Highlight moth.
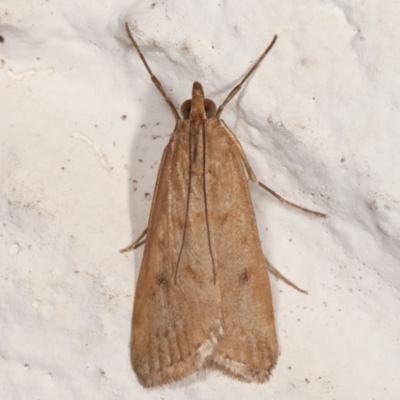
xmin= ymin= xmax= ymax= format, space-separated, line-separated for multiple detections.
xmin=122 ymin=23 xmax=325 ymax=387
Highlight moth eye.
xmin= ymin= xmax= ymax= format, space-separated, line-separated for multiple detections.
xmin=204 ymin=99 xmax=216 ymax=118
xmin=180 ymin=99 xmax=192 ymax=119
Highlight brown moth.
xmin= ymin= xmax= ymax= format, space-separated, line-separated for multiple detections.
xmin=122 ymin=23 xmax=325 ymax=387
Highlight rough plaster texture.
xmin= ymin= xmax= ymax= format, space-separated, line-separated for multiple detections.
xmin=1 ymin=1 xmax=399 ymax=399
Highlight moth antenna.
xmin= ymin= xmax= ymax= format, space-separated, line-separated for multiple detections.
xmin=215 ymin=35 xmax=278 ymax=119
xmin=125 ymin=22 xmax=181 ymax=121
xmin=174 ymin=122 xmax=193 ymax=285
xmin=202 ymin=120 xmax=218 ymax=283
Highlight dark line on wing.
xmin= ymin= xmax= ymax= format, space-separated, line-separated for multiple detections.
xmin=174 ymin=123 xmax=192 ymax=284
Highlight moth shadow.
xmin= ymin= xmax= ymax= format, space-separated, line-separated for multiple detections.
xmin=124 ymin=87 xmax=178 ymax=285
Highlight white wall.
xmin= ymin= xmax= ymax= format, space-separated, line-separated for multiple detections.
xmin=1 ymin=1 xmax=399 ymax=398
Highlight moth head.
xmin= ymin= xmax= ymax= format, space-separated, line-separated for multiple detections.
xmin=180 ymin=98 xmax=217 ymax=119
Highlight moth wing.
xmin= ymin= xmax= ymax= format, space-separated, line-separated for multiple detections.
xmin=130 ymin=120 xmax=221 ymax=387
xmin=205 ymin=119 xmax=279 ymax=383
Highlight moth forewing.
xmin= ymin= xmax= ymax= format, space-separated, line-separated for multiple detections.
xmin=124 ymin=22 xmax=325 ymax=387
xmin=203 ymin=118 xmax=279 ymax=382
xmin=130 ymin=117 xmax=223 ymax=387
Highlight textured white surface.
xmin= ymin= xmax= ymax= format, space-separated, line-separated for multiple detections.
xmin=1 ymin=0 xmax=399 ymax=399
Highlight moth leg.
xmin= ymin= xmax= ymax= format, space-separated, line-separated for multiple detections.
xmin=120 ymin=228 xmax=147 ymax=253
xmin=265 ymin=256 xmax=308 ymax=295
xmin=256 ymin=182 xmax=326 ymax=217
xmin=226 ymin=129 xmax=326 ymax=218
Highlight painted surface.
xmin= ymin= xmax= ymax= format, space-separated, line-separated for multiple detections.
xmin=1 ymin=1 xmax=399 ymax=398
